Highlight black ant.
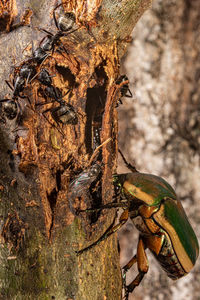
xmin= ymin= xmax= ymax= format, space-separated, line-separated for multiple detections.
xmin=4 ymin=74 xmax=32 ymax=106
xmin=6 ymin=59 xmax=37 ymax=100
xmin=37 ymin=69 xmax=63 ymax=104
xmin=32 ymin=44 xmax=49 ymax=64
xmin=33 ymin=4 xmax=78 ymax=63
xmin=37 ymin=68 xmax=54 ymax=87
xmin=0 ymin=68 xmax=32 ymax=122
xmin=43 ymin=89 xmax=78 ymax=126
xmin=50 ymin=101 xmax=78 ymax=125
xmin=37 ymin=84 xmax=78 ymax=131
xmin=0 ymin=63 xmax=33 ymax=124
xmin=18 ymin=61 xmax=37 ymax=83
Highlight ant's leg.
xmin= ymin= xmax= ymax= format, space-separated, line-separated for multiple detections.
xmin=37 ymin=27 xmax=53 ymax=36
xmin=53 ymin=44 xmax=69 ymax=57
xmin=41 ymin=107 xmax=64 ymax=136
xmin=60 ymin=43 xmax=69 ymax=55
xmin=26 ymin=96 xmax=32 ymax=107
xmin=18 ymin=94 xmax=32 ymax=107
xmin=53 ymin=88 xmax=71 ymax=105
xmin=53 ymin=3 xmax=62 ymax=30
xmin=62 ymin=89 xmax=71 ymax=98
xmin=31 ymin=40 xmax=35 ymax=56
xmin=16 ymin=99 xmax=24 ymax=116
xmin=25 ymin=71 xmax=31 ymax=85
xmin=84 ymin=24 xmax=97 ymax=41
xmin=58 ymin=28 xmax=79 ymax=54
xmin=38 ymin=35 xmax=47 ymax=47
xmin=35 ymin=100 xmax=54 ymax=107
xmin=11 ymin=101 xmax=27 ymax=132
xmin=29 ymin=68 xmax=55 ymax=84
xmin=0 ymin=99 xmax=10 ymax=104
xmin=5 ymin=80 xmax=14 ymax=91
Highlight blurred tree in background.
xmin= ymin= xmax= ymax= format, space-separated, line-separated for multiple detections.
xmin=118 ymin=0 xmax=200 ymax=299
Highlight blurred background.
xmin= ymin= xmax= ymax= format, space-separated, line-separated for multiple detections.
xmin=117 ymin=0 xmax=200 ymax=299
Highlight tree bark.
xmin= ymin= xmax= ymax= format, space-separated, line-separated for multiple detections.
xmin=0 ymin=1 xmax=152 ymax=299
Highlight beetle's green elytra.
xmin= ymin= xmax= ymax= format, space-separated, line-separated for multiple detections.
xmin=153 ymin=198 xmax=199 ymax=271
xmin=114 ymin=172 xmax=199 ymax=289
xmin=118 ymin=172 xmax=177 ymax=206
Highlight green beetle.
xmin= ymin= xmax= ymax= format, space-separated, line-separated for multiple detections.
xmin=113 ymin=172 xmax=199 ymax=298
xmin=77 ymin=171 xmax=199 ymax=299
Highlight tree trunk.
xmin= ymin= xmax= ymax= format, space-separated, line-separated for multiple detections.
xmin=0 ymin=1 xmax=151 ymax=299
xmin=119 ymin=0 xmax=200 ymax=299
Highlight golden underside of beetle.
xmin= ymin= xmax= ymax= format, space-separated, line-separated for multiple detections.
xmin=131 ymin=204 xmax=187 ymax=279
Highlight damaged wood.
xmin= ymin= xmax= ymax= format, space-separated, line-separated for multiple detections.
xmin=0 ymin=0 xmax=32 ymax=32
xmin=0 ymin=0 xmax=152 ymax=299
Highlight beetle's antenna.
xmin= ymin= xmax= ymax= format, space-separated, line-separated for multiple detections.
xmin=118 ymin=149 xmax=138 ymax=173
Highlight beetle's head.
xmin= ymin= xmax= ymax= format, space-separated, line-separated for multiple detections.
xmin=113 ymin=174 xmax=123 ymax=199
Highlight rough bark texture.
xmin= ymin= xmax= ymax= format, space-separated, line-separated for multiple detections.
xmin=0 ymin=0 xmax=152 ymax=299
xmin=118 ymin=0 xmax=200 ymax=299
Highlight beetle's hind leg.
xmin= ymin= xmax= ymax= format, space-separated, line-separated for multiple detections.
xmin=123 ymin=236 xmax=149 ymax=300
xmin=118 ymin=149 xmax=138 ymax=173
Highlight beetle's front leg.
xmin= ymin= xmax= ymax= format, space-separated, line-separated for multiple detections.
xmin=123 ymin=236 xmax=149 ymax=300
xmin=77 ymin=209 xmax=129 ymax=255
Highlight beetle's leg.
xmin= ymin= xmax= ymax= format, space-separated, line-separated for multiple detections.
xmin=125 ymin=88 xmax=133 ymax=98
xmin=118 ymin=149 xmax=138 ymax=173
xmin=122 ymin=254 xmax=137 ymax=298
xmin=123 ymin=255 xmax=137 ymax=273
xmin=77 ymin=209 xmax=129 ymax=255
xmin=79 ymin=201 xmax=127 ymax=213
xmin=123 ymin=236 xmax=149 ymax=299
